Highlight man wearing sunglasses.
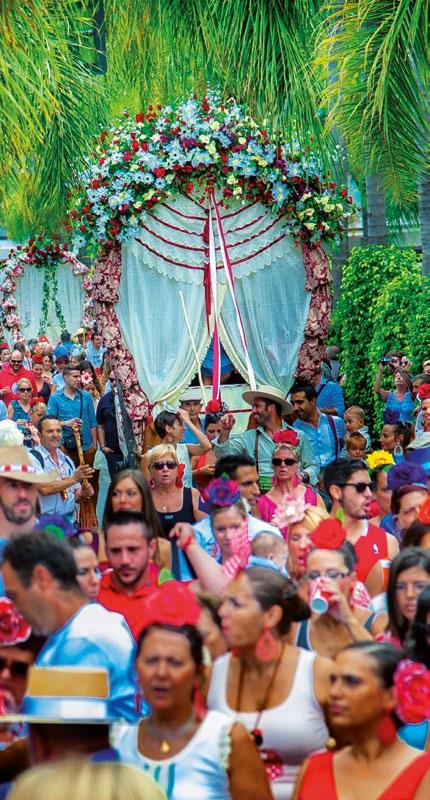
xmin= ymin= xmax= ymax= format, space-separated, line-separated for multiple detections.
xmin=0 ymin=350 xmax=37 ymax=407
xmin=324 ymin=459 xmax=399 ymax=598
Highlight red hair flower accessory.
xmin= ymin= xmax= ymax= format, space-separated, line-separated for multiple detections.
xmin=207 ymin=476 xmax=241 ymax=507
xmin=205 ymin=399 xmax=221 ymax=413
xmin=141 ymin=581 xmax=201 ymax=629
xmin=394 ymin=659 xmax=430 ymax=724
xmin=273 ymin=429 xmax=299 ymax=447
xmin=0 ymin=598 xmax=31 ymax=645
xmin=417 ymin=494 xmax=430 ymax=524
xmin=30 ymin=396 xmax=45 ymax=407
xmin=417 ymin=384 xmax=430 ymax=401
xmin=310 ymin=519 xmax=346 ymax=550
xmin=175 ymin=462 xmax=185 ymax=488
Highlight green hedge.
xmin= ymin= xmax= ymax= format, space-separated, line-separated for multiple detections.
xmin=333 ymin=245 xmax=422 ymax=435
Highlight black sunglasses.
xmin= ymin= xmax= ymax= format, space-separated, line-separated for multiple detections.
xmin=338 ymin=481 xmax=375 ymax=494
xmin=10 ymin=360 xmax=23 ymax=365
xmin=18 ymin=387 xmax=32 ymax=392
xmin=0 ymin=656 xmax=29 ymax=678
xmin=272 ymin=457 xmax=298 ymax=467
xmin=151 ymin=460 xmax=177 ymax=470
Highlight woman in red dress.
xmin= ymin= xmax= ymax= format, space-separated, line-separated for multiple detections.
xmin=293 ymin=641 xmax=430 ymax=800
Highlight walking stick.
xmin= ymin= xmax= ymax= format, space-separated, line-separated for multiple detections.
xmin=73 ymin=424 xmax=98 ymax=528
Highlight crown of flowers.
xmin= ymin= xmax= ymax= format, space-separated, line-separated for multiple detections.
xmin=394 ymin=659 xmax=430 ymax=725
xmin=140 ymin=581 xmax=201 ymax=629
xmin=417 ymin=384 xmax=430 ymax=401
xmin=0 ymin=598 xmax=31 ymax=646
xmin=272 ymin=493 xmax=307 ymax=529
xmin=67 ymin=88 xmax=356 ymax=251
xmin=310 ymin=518 xmax=346 ymax=550
xmin=207 ymin=476 xmax=241 ymax=507
xmin=366 ymin=450 xmax=394 ymax=471
xmin=273 ymin=429 xmax=299 ymax=447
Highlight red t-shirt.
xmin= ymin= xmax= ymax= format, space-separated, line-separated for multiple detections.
xmin=0 ymin=366 xmax=37 ymax=406
xmin=353 ymin=522 xmax=388 ymax=583
xmin=97 ymin=564 xmax=160 ymax=640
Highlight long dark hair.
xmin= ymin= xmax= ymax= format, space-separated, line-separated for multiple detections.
xmin=102 ymin=469 xmax=163 ymax=538
xmin=244 ymin=567 xmax=310 ymax=635
xmin=386 ymin=548 xmax=430 ymax=645
xmin=406 ymin=585 xmax=430 ymax=668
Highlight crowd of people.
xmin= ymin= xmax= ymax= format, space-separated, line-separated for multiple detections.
xmin=0 ymin=333 xmax=428 ymax=800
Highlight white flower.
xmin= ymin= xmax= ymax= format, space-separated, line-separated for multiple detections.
xmin=226 ymin=174 xmax=237 ymax=185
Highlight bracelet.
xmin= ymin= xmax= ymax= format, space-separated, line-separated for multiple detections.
xmin=178 ymin=535 xmax=195 ymax=551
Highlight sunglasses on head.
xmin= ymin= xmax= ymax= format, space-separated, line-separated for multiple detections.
xmin=272 ymin=457 xmax=298 ymax=467
xmin=0 ymin=656 xmax=29 ymax=678
xmin=338 ymin=481 xmax=375 ymax=493
xmin=151 ymin=460 xmax=177 ymax=470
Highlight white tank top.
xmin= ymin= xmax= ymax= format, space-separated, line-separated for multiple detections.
xmin=116 ymin=710 xmax=233 ymax=800
xmin=207 ymin=649 xmax=328 ymax=800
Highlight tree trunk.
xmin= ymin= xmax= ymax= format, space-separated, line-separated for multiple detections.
xmin=419 ymin=165 xmax=430 ymax=275
xmin=365 ymin=173 xmax=388 ymax=245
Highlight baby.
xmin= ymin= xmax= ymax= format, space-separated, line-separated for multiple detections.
xmin=341 ymin=405 xmax=372 ymax=454
xmin=344 ymin=431 xmax=367 ymax=460
xmin=249 ymin=531 xmax=288 ymax=575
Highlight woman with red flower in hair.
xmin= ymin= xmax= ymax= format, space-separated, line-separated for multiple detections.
xmin=116 ymin=581 xmax=272 ymax=800
xmin=191 ymin=412 xmax=223 ymax=502
xmin=293 ymin=642 xmax=430 ymax=800
xmin=292 ymin=519 xmax=387 ymax=658
xmin=256 ymin=430 xmax=325 ymax=537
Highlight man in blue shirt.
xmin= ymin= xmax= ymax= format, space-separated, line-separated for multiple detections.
xmin=291 ymin=381 xmax=345 ymax=470
xmin=179 ymin=386 xmax=204 ymax=445
xmin=1 ymin=531 xmax=138 ymax=721
xmin=313 ymin=366 xmax=345 ymax=417
xmin=47 ymin=365 xmax=97 ymax=455
xmin=86 ymin=333 xmax=106 ymax=370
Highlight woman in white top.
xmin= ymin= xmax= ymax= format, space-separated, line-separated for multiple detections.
xmin=207 ymin=567 xmax=331 ymax=800
xmin=116 ymin=581 xmax=271 ymax=800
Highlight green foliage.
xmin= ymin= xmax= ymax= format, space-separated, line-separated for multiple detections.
xmin=406 ymin=279 xmax=430 ymax=371
xmin=333 ymin=245 xmax=420 ymax=432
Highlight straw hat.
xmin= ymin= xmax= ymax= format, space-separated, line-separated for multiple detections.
xmin=179 ymin=386 xmax=203 ymax=403
xmin=242 ymin=384 xmax=293 ymax=415
xmin=1 ymin=666 xmax=114 ymax=724
xmin=0 ymin=447 xmax=57 ymax=484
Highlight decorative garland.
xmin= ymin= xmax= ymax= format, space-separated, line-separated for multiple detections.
xmin=67 ymin=88 xmax=356 ymax=250
xmin=1 ymin=235 xmax=94 ymax=339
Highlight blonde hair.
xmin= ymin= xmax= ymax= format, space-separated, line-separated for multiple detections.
xmin=16 ymin=377 xmax=32 ymax=389
xmin=8 ymin=759 xmax=166 ymax=800
xmin=148 ymin=443 xmax=178 ymax=467
xmin=292 ymin=505 xmax=329 ymax=532
xmin=273 ymin=443 xmax=297 ymax=458
xmin=345 ymin=405 xmax=365 ymax=420
xmin=31 ymin=402 xmax=47 ymax=416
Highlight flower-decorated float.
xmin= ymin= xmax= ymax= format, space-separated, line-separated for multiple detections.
xmin=67 ymin=90 xmax=356 ymax=441
xmin=0 ymin=235 xmax=93 ymax=344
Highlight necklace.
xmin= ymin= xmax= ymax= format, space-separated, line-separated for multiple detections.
xmin=146 ymin=711 xmax=197 ymax=754
xmin=235 ymin=642 xmax=285 ymax=747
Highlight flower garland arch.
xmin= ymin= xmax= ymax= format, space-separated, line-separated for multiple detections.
xmin=1 ymin=235 xmax=93 ymax=341
xmin=66 ymin=90 xmax=357 ymax=438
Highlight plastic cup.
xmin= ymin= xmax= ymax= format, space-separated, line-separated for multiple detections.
xmin=379 ymin=559 xmax=391 ymax=593
xmin=309 ymin=580 xmax=331 ymax=614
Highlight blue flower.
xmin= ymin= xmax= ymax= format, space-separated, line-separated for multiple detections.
xmin=271 ymin=182 xmax=290 ymax=203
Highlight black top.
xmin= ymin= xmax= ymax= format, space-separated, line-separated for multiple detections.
xmin=96 ymin=391 xmax=120 ymax=451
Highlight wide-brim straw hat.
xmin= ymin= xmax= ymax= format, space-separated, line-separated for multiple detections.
xmin=0 ymin=447 xmax=57 ymax=484
xmin=1 ymin=666 xmax=115 ymax=724
xmin=242 ymin=384 xmax=293 ymax=415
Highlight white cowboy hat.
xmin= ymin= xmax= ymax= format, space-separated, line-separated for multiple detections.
xmin=179 ymin=386 xmax=203 ymax=403
xmin=242 ymin=384 xmax=293 ymax=415
xmin=0 ymin=447 xmax=57 ymax=484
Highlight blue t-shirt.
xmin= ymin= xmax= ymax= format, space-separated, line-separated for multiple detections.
xmin=385 ymin=391 xmax=416 ymax=423
xmin=47 ymin=389 xmax=97 ymax=451
xmin=315 ymin=378 xmax=345 ymax=417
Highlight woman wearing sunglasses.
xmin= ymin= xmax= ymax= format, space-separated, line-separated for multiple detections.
xmin=257 ymin=432 xmax=325 ymax=539
xmin=7 ymin=378 xmax=36 ymax=447
xmin=148 ymin=445 xmax=206 ymax=579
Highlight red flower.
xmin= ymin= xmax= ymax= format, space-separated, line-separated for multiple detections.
xmin=0 ymin=598 xmax=31 ymax=645
xmin=273 ymin=429 xmax=299 ymax=447
xmin=394 ymin=659 xmax=430 ymax=724
xmin=78 ymin=225 xmax=87 ymax=232
xmin=136 ymin=112 xmax=145 ymax=123
xmin=131 ymin=139 xmax=140 ymax=152
xmin=205 ymin=399 xmax=221 ymax=413
xmin=153 ymin=167 xmax=166 ymax=178
xmin=328 ymin=182 xmax=336 ymax=190
xmin=340 ymin=188 xmax=347 ymax=198
xmin=417 ymin=384 xmax=430 ymax=401
xmin=122 ymin=152 xmax=133 ymax=161
xmin=141 ymin=581 xmax=201 ymax=629
xmin=310 ymin=519 xmax=346 ymax=550
xmin=185 ymin=182 xmax=194 ymax=194
xmin=91 ymin=179 xmax=100 ymax=189
xmin=417 ymin=494 xmax=430 ymax=524
xmin=100 ymin=131 xmax=107 ymax=142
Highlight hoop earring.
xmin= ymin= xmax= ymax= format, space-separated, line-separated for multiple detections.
xmin=255 ymin=625 xmax=278 ymax=662
xmin=393 ymin=443 xmax=403 ymax=456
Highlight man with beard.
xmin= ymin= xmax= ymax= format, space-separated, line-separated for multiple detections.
xmin=0 ymin=351 xmax=37 ymax=407
xmin=214 ymin=384 xmax=318 ymax=490
xmin=324 ymin=458 xmax=399 ymax=598
xmin=0 ymin=447 xmax=57 ymax=543
xmin=97 ymin=510 xmax=158 ymax=640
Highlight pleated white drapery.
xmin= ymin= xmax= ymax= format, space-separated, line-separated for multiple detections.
xmin=14 ymin=262 xmax=85 ymax=344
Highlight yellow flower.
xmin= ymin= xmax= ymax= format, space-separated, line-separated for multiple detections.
xmin=324 ymin=204 xmax=335 ymax=213
xmin=258 ymin=159 xmax=268 ymax=167
xmin=210 ymin=121 xmax=220 ymax=131
xmin=366 ymin=450 xmax=394 ymax=470
xmin=320 ymin=195 xmax=329 ymax=205
xmin=232 ymin=186 xmax=242 ymax=195
xmin=227 ymin=174 xmax=237 ymax=185
xmin=302 ymin=192 xmax=312 ymax=201
xmin=238 ymin=136 xmax=246 ymax=144
xmin=304 ymin=222 xmax=316 ymax=230
xmin=207 ymin=143 xmax=217 ymax=155
xmin=336 ymin=203 xmax=344 ymax=211
xmin=199 ymin=135 xmax=210 ymax=144
xmin=305 ymin=208 xmax=314 ymax=217
xmin=143 ymin=189 xmax=155 ymax=200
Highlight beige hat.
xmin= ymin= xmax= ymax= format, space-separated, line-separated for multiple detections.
xmin=242 ymin=384 xmax=293 ymax=415
xmin=0 ymin=447 xmax=57 ymax=484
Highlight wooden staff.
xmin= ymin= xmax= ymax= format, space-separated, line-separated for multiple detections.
xmin=73 ymin=424 xmax=98 ymax=528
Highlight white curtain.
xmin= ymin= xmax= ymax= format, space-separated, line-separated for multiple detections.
xmin=117 ymin=195 xmax=310 ymax=403
xmin=15 ymin=262 xmax=84 ymax=344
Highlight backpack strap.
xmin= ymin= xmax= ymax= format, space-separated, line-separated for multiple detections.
xmin=30 ymin=448 xmax=44 ymax=469
xmin=326 ymin=414 xmax=340 ymax=458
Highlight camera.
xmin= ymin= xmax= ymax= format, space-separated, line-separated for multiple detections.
xmin=380 ymin=356 xmax=394 ymax=365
